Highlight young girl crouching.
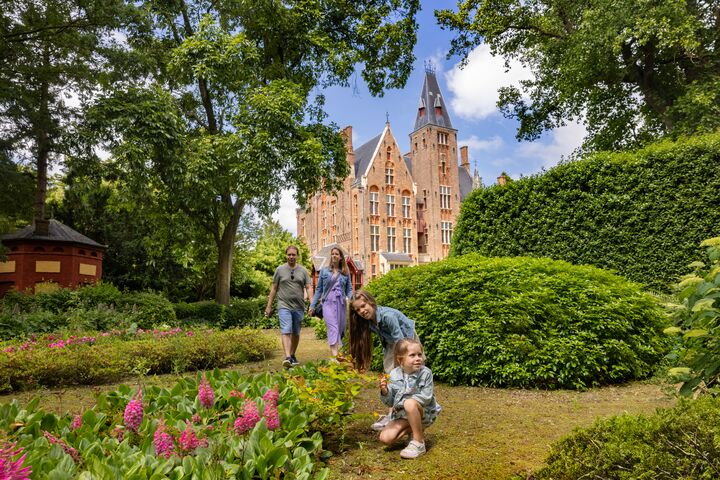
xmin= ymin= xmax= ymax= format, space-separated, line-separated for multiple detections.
xmin=378 ymin=338 xmax=440 ymax=459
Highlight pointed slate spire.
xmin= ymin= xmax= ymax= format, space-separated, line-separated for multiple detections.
xmin=413 ymin=65 xmax=454 ymax=132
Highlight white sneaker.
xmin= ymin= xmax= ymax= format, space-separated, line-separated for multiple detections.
xmin=400 ymin=440 xmax=426 ymax=459
xmin=371 ymin=415 xmax=390 ymax=431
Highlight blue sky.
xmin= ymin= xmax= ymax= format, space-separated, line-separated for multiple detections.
xmin=274 ymin=3 xmax=586 ymax=235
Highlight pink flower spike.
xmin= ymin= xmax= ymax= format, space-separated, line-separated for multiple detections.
xmin=234 ymin=400 xmax=261 ymax=435
xmin=124 ymin=390 xmax=144 ymax=433
xmin=198 ymin=374 xmax=215 ymax=409
xmin=153 ymin=421 xmax=175 ymax=458
xmin=71 ymin=414 xmax=82 ymax=431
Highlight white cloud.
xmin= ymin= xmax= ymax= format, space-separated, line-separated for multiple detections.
xmin=514 ymin=120 xmax=587 ymax=168
xmin=445 ymin=44 xmax=533 ymax=120
xmin=459 ymin=134 xmax=503 ymax=152
xmin=272 ymin=189 xmax=299 ymax=236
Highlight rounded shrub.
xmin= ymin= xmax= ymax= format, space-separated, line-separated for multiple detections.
xmin=525 ymin=396 xmax=720 ymax=479
xmin=368 ymin=254 xmax=671 ymax=389
xmin=117 ymin=291 xmax=176 ymax=328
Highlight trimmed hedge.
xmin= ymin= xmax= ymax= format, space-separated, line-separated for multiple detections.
xmin=524 ymin=396 xmax=720 ymax=479
xmin=452 ymin=133 xmax=720 ymax=291
xmin=0 ymin=327 xmax=276 ymax=392
xmin=367 ymin=254 xmax=671 ymax=389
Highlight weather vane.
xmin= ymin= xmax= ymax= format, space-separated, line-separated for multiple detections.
xmin=386 ymin=112 xmax=390 ymax=124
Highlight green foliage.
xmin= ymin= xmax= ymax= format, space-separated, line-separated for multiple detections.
xmin=174 ymin=300 xmax=226 ymax=325
xmin=0 ymin=154 xmax=32 ymax=238
xmin=112 ymin=291 xmax=176 ymax=328
xmin=524 ymin=396 xmax=720 ymax=479
xmin=0 ymin=327 xmax=276 ymax=392
xmin=666 ymin=237 xmax=720 ymax=396
xmin=438 ymin=0 xmax=720 ymax=151
xmin=0 ymin=363 xmax=367 ymax=478
xmin=310 ymin=318 xmax=327 ymax=340
xmin=452 ymin=133 xmax=720 ymax=292
xmin=367 ymin=254 xmax=670 ymax=389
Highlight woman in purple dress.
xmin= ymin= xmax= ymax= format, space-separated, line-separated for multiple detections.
xmin=309 ymin=247 xmax=353 ymax=358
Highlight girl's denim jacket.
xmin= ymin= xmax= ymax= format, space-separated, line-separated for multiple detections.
xmin=369 ymin=306 xmax=416 ymax=347
xmin=380 ymin=365 xmax=439 ymax=414
xmin=309 ymin=267 xmax=352 ymax=310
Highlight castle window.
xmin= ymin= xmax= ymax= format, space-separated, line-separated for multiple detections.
xmin=441 ymin=154 xmax=447 ymax=174
xmin=369 ymin=190 xmax=379 ymax=215
xmin=440 ymin=185 xmax=451 ymax=210
xmin=370 ymin=225 xmax=380 ymax=252
xmin=403 ymin=228 xmax=412 ymax=253
xmin=332 ymin=204 xmax=336 ymax=226
xmin=385 ymin=168 xmax=394 ymax=185
xmin=386 ymin=194 xmax=395 ymax=217
xmin=402 ymin=195 xmax=411 ymax=218
xmin=387 ymin=227 xmax=396 ymax=252
xmin=441 ymin=221 xmax=453 ymax=244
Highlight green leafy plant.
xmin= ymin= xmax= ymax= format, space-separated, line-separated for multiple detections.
xmin=521 ymin=396 xmax=720 ymax=479
xmin=368 ymin=254 xmax=671 ymax=389
xmin=452 ymin=133 xmax=720 ymax=292
xmin=666 ymin=236 xmax=720 ymax=396
xmin=0 ymin=364 xmax=366 ymax=478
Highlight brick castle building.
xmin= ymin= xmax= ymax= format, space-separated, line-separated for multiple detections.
xmin=297 ymin=67 xmax=480 ymax=283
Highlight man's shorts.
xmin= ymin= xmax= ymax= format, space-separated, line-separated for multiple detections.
xmin=278 ymin=308 xmax=303 ymax=336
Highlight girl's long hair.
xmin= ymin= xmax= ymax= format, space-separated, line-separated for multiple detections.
xmin=348 ymin=290 xmax=378 ymax=371
xmin=330 ymin=247 xmax=350 ymax=277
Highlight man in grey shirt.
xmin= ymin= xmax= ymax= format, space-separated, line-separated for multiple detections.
xmin=265 ymin=245 xmax=312 ymax=368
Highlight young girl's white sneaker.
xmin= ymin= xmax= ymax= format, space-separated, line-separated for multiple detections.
xmin=400 ymin=440 xmax=426 ymax=459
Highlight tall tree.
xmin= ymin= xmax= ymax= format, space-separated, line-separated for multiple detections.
xmin=87 ymin=0 xmax=420 ymax=305
xmin=437 ymin=0 xmax=720 ymax=151
xmin=0 ymin=0 xmax=144 ymax=224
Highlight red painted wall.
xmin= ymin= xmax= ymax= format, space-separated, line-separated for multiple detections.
xmin=0 ymin=241 xmax=103 ymax=295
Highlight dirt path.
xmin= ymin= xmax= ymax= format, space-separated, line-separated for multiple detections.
xmin=0 ymin=328 xmax=677 ymax=480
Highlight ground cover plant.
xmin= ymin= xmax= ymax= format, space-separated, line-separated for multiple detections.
xmin=368 ymin=254 xmax=671 ymax=389
xmin=0 ymin=327 xmax=276 ymax=392
xmin=522 ymin=395 xmax=720 ymax=479
xmin=451 ymin=133 xmax=720 ymax=291
xmin=0 ymin=363 xmax=367 ymax=479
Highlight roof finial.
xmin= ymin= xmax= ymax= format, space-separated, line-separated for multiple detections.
xmin=385 ymin=111 xmax=390 ymax=125
xmin=424 ymin=60 xmax=436 ymax=74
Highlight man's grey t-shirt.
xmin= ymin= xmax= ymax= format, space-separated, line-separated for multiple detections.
xmin=272 ymin=264 xmax=311 ymax=311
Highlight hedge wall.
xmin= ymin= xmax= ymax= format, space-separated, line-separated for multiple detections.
xmin=452 ymin=133 xmax=720 ymax=291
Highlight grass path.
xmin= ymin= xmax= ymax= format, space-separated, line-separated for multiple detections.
xmin=0 ymin=328 xmax=677 ymax=479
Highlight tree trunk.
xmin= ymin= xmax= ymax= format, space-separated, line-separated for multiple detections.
xmin=214 ymin=200 xmax=244 ymax=305
xmin=34 ymin=78 xmax=51 ymax=223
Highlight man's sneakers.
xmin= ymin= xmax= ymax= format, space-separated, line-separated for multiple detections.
xmin=400 ymin=440 xmax=426 ymax=459
xmin=283 ymin=355 xmax=301 ymax=369
xmin=371 ymin=415 xmax=390 ymax=431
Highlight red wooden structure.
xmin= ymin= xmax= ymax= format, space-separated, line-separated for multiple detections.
xmin=310 ymin=244 xmax=364 ymax=293
xmin=0 ymin=219 xmax=105 ymax=297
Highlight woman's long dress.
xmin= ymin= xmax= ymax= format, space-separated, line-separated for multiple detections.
xmin=323 ymin=274 xmax=347 ymax=346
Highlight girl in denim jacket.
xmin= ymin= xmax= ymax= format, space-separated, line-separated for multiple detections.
xmin=378 ymin=338 xmax=440 ymax=459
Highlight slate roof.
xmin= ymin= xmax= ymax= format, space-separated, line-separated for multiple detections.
xmin=380 ymin=252 xmax=413 ymax=264
xmin=413 ymin=70 xmax=454 ymax=132
xmin=353 ymin=132 xmax=383 ymax=181
xmin=458 ymin=166 xmax=474 ymax=201
xmin=1 ymin=219 xmax=105 ymax=248
xmin=403 ymin=154 xmax=413 ymax=176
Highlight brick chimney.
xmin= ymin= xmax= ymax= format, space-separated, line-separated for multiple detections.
xmin=460 ymin=146 xmax=470 ymax=172
xmin=34 ymin=218 xmax=50 ymax=236
xmin=342 ymin=125 xmax=355 ymax=174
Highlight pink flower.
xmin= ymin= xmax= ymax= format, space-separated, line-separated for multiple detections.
xmin=191 ymin=414 xmax=202 ymax=424
xmin=153 ymin=421 xmax=175 ymax=458
xmin=0 ymin=441 xmax=31 ymax=479
xmin=263 ymin=403 xmax=280 ymax=430
xmin=71 ymin=415 xmax=82 ymax=431
xmin=261 ymin=387 xmax=279 ymax=404
xmin=43 ymin=432 xmax=81 ymax=463
xmin=186 ymin=331 xmax=194 ymax=337
xmin=229 ymin=390 xmax=245 ymax=399
xmin=233 ymin=401 xmax=261 ymax=435
xmin=124 ymin=390 xmax=143 ymax=433
xmin=198 ymin=375 xmax=214 ymax=409
xmin=177 ymin=425 xmax=204 ymax=455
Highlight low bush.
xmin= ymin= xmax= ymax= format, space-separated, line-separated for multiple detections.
xmin=523 ymin=396 xmax=720 ymax=479
xmin=368 ymin=254 xmax=671 ymax=389
xmin=117 ymin=291 xmax=176 ymax=328
xmin=225 ymin=297 xmax=265 ymax=328
xmin=174 ymin=300 xmax=226 ymax=325
xmin=0 ymin=363 xmax=368 ymax=478
xmin=0 ymin=327 xmax=276 ymax=392
xmin=311 ymin=317 xmax=327 ymax=340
